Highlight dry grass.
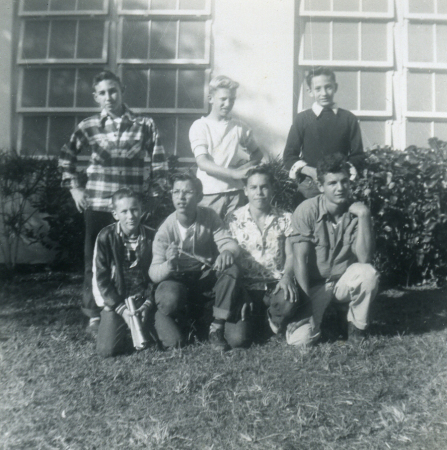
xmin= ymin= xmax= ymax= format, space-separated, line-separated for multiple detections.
xmin=0 ymin=273 xmax=446 ymax=449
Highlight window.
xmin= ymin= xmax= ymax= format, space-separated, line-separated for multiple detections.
xmin=16 ymin=0 xmax=212 ymax=160
xmin=296 ymin=0 xmax=447 ymax=149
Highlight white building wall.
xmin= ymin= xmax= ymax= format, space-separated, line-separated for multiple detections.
xmin=212 ymin=0 xmax=295 ymax=159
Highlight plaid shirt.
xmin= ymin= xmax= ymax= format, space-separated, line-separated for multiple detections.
xmin=58 ymin=105 xmax=167 ymax=211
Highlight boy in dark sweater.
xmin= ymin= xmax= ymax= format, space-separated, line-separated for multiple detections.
xmin=283 ymin=67 xmax=364 ymax=199
xmin=93 ymin=188 xmax=154 ymax=357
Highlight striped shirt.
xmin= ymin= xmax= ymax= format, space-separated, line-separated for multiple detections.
xmin=58 ymin=105 xmax=167 ymax=211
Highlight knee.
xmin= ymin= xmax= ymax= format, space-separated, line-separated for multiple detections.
xmin=225 ymin=321 xmax=252 ymax=348
xmin=347 ymin=263 xmax=380 ymax=290
xmin=155 ymin=281 xmax=187 ymax=316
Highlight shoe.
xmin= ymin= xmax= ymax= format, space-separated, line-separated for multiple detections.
xmin=348 ymin=322 xmax=368 ymax=344
xmin=86 ymin=317 xmax=100 ymax=338
xmin=208 ymin=326 xmax=230 ymax=352
xmin=336 ymin=308 xmax=349 ymax=341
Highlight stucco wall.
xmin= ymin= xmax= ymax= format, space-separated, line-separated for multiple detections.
xmin=212 ymin=0 xmax=295 ymax=159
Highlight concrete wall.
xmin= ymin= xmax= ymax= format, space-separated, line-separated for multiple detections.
xmin=213 ymin=0 xmax=295 ymax=159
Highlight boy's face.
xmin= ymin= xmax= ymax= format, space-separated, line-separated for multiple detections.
xmin=172 ymin=180 xmax=201 ymax=215
xmin=93 ymin=79 xmax=124 ymax=116
xmin=112 ymin=197 xmax=142 ymax=236
xmin=318 ymin=171 xmax=351 ymax=206
xmin=244 ymin=173 xmax=273 ymax=212
xmin=308 ymin=75 xmax=338 ymax=107
xmin=209 ymin=88 xmax=236 ymax=119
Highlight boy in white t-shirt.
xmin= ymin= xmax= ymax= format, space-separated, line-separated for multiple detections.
xmin=189 ymin=75 xmax=263 ymax=218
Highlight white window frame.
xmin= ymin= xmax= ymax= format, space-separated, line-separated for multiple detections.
xmin=18 ymin=0 xmax=110 ymax=16
xmin=118 ymin=0 xmax=211 ymax=16
xmin=300 ymin=0 xmax=394 ymax=19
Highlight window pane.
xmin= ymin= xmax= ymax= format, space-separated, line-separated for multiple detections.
xmin=361 ymin=22 xmax=387 ymax=61
xmin=50 ymin=0 xmax=76 ymax=11
xmin=434 ymin=122 xmax=447 ymax=141
xmin=360 ymin=121 xmax=386 ymax=148
xmin=408 ymin=0 xmax=435 ymax=13
xmin=76 ymin=69 xmax=99 ymax=107
xmin=151 ymin=0 xmax=176 ymax=9
xmin=333 ymin=22 xmax=358 ymax=60
xmin=149 ymin=70 xmax=176 ymax=108
xmin=333 ymin=0 xmax=359 ymax=12
xmin=406 ymin=121 xmax=431 ymax=147
xmin=77 ymin=21 xmax=105 ymax=59
xmin=407 ymin=73 xmax=432 ymax=111
xmin=303 ymin=0 xmax=330 ymax=10
xmin=22 ymin=21 xmax=49 ymax=59
xmin=121 ymin=0 xmax=148 ymax=10
xmin=178 ymin=70 xmax=205 ymax=109
xmin=150 ymin=21 xmax=177 ymax=59
xmin=48 ymin=116 xmax=76 ymax=156
xmin=179 ymin=0 xmax=206 ymax=9
xmin=439 ymin=1 xmax=447 ymax=14
xmin=122 ymin=20 xmax=149 ymax=60
xmin=437 ymin=25 xmax=447 ymax=64
xmin=360 ymin=72 xmax=387 ymax=110
xmin=122 ymin=69 xmax=148 ymax=108
xmin=22 ymin=0 xmax=48 ymax=12
xmin=21 ymin=116 xmax=48 ymax=156
xmin=22 ymin=69 xmax=48 ymax=107
xmin=49 ymin=20 xmax=76 ymax=59
xmin=154 ymin=117 xmax=176 ymax=154
xmin=179 ymin=22 xmax=206 ymax=59
xmin=303 ymin=21 xmax=330 ymax=60
xmin=78 ymin=0 xmax=105 ymax=10
xmin=335 ymin=71 xmax=358 ymax=110
xmin=49 ymin=69 xmax=76 ymax=107
xmin=362 ymin=0 xmax=388 ymax=12
xmin=408 ymin=23 xmax=433 ymax=63
xmin=178 ymin=117 xmax=196 ymax=157
xmin=435 ymin=73 xmax=447 ymax=112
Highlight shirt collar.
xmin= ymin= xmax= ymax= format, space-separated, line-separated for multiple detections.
xmin=312 ymin=102 xmax=338 ymax=117
xmin=244 ymin=203 xmax=280 ymax=228
xmin=100 ymin=104 xmax=134 ymax=125
xmin=316 ymin=195 xmax=350 ymax=224
xmin=116 ymin=221 xmax=142 ymax=240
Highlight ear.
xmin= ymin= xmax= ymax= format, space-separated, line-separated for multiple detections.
xmin=197 ymin=191 xmax=204 ymax=203
xmin=208 ymin=94 xmax=214 ymax=104
xmin=317 ymin=180 xmax=324 ymax=193
xmin=93 ymin=91 xmax=100 ymax=105
xmin=333 ymin=82 xmax=338 ymax=94
xmin=307 ymin=86 xmax=314 ymax=98
xmin=243 ymin=185 xmax=248 ymax=197
xmin=112 ymin=210 xmax=119 ymax=221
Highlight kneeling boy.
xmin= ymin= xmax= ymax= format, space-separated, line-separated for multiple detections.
xmin=93 ymin=188 xmax=154 ymax=357
xmin=149 ymin=173 xmax=248 ymax=351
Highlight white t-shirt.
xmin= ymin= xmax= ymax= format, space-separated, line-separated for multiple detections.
xmin=189 ymin=116 xmax=257 ymax=195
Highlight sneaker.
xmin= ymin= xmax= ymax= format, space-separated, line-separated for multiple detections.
xmin=86 ymin=317 xmax=100 ymax=338
xmin=208 ymin=326 xmax=230 ymax=352
xmin=348 ymin=322 xmax=368 ymax=344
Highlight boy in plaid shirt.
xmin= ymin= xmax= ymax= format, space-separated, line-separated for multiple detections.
xmin=59 ymin=70 xmax=166 ymax=335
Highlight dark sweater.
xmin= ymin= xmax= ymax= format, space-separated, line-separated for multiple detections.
xmin=283 ymin=108 xmax=364 ymax=171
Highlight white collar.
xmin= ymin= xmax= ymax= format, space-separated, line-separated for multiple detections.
xmin=312 ymin=102 xmax=338 ymax=117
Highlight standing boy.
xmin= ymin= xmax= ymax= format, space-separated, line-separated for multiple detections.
xmin=283 ymin=67 xmax=364 ymax=199
xmin=289 ymin=153 xmax=379 ymax=346
xmin=189 ymin=75 xmax=263 ymax=218
xmin=93 ymin=188 xmax=154 ymax=358
xmin=226 ymin=166 xmax=301 ymax=340
xmin=149 ymin=173 xmax=248 ymax=351
xmin=58 ymin=71 xmax=166 ymax=334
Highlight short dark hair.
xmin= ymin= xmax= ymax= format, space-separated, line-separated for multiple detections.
xmin=317 ymin=153 xmax=350 ymax=184
xmin=306 ymin=66 xmax=336 ymax=88
xmin=171 ymin=172 xmax=203 ymax=196
xmin=111 ymin=188 xmax=142 ymax=208
xmin=243 ymin=165 xmax=274 ymax=186
xmin=93 ymin=70 xmax=123 ymax=90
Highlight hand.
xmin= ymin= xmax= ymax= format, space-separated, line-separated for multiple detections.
xmin=213 ymin=250 xmax=234 ymax=272
xmin=166 ymin=243 xmax=181 ymax=272
xmin=70 ymin=188 xmax=89 ymax=213
xmin=301 ymin=165 xmax=318 ymax=181
xmin=134 ymin=301 xmax=153 ymax=323
xmin=348 ymin=202 xmax=371 ymax=218
xmin=241 ymin=301 xmax=254 ymax=321
xmin=231 ymin=160 xmax=259 ymax=180
xmin=273 ymin=275 xmax=298 ymax=303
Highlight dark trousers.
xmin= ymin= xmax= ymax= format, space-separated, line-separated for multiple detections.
xmin=154 ymin=265 xmax=250 ymax=349
xmin=83 ymin=210 xmax=114 ymax=318
xmin=96 ymin=308 xmax=156 ymax=358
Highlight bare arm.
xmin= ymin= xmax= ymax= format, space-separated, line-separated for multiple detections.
xmin=349 ymin=202 xmax=374 ymax=263
xmin=196 ymin=153 xmax=257 ymax=181
xmin=294 ymin=241 xmax=311 ymax=297
xmin=273 ymin=237 xmax=298 ymax=302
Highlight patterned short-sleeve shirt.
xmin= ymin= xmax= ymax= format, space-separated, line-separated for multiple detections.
xmin=226 ymin=204 xmax=293 ymax=290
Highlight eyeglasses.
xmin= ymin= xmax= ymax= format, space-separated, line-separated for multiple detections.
xmin=171 ymin=190 xmax=196 ymax=197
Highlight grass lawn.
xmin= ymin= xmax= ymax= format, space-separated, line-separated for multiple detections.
xmin=1 ymin=272 xmax=446 ymax=450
